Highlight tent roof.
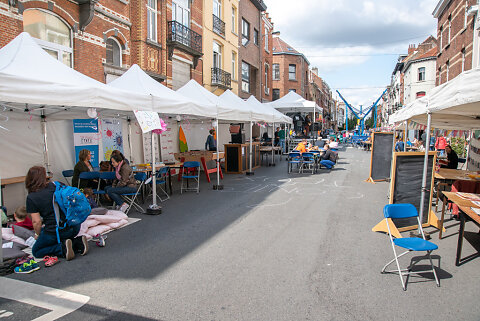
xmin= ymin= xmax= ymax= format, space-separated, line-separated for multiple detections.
xmin=268 ymin=91 xmax=322 ymax=113
xmin=109 ymin=65 xmax=217 ymax=118
xmin=0 ymin=32 xmax=153 ymax=116
xmin=246 ymin=96 xmax=292 ymax=124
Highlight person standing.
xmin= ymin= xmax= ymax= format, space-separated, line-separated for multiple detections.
xmin=205 ymin=129 xmax=217 ymax=151
xmin=274 ymin=127 xmax=280 ymax=146
xmin=435 ymin=136 xmax=447 ymax=156
xmin=278 ymin=127 xmax=286 ymax=153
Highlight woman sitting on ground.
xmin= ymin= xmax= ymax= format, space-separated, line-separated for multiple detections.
xmin=72 ymin=149 xmax=97 ymax=189
xmin=27 ymin=166 xmax=88 ymax=261
xmin=105 ymin=153 xmax=137 ymax=213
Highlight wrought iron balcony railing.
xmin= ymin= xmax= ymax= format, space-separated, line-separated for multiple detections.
xmin=167 ymin=21 xmax=202 ymax=54
xmin=213 ymin=14 xmax=225 ymax=36
xmin=211 ymin=67 xmax=231 ymax=88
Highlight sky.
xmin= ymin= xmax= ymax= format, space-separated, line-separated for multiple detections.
xmin=265 ymin=0 xmax=439 ymax=107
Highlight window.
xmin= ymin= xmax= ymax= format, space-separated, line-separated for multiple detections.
xmin=231 ymin=6 xmax=236 ymax=33
xmin=264 ymin=27 xmax=269 ymax=51
xmin=416 ymin=91 xmax=426 ymax=98
xmin=213 ymin=0 xmax=221 ymax=18
xmin=172 ymin=0 xmax=190 ymax=26
xmin=242 ymin=61 xmax=250 ymax=92
xmin=418 ymin=67 xmax=425 ymax=81
xmin=438 ymin=66 xmax=442 ymax=84
xmin=288 ymin=64 xmax=296 ymax=80
xmin=213 ymin=41 xmax=222 ymax=69
xmin=461 ymin=48 xmax=466 ymax=72
xmin=231 ymin=51 xmax=236 ymax=80
xmin=264 ymin=64 xmax=269 ymax=94
xmin=439 ymin=26 xmax=443 ymax=50
xmin=446 ymin=60 xmax=450 ymax=81
xmin=253 ymin=29 xmax=258 ymax=46
xmin=23 ymin=9 xmax=73 ymax=67
xmin=289 ymin=89 xmax=296 ymax=93
xmin=272 ymin=89 xmax=280 ymax=101
xmin=241 ymin=19 xmax=250 ymax=46
xmin=448 ymin=15 xmax=451 ymax=44
xmin=272 ymin=64 xmax=280 ymax=80
xmin=147 ymin=0 xmax=157 ymax=42
xmin=106 ymin=38 xmax=122 ymax=67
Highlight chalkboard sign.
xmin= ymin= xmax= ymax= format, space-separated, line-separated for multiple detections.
xmin=368 ymin=132 xmax=394 ymax=182
xmin=390 ymin=152 xmax=436 ymax=229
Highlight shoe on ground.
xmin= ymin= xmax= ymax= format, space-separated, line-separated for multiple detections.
xmin=119 ymin=203 xmax=129 ymax=213
xmin=14 ymin=261 xmax=40 ymax=274
xmin=72 ymin=235 xmax=89 ymax=256
xmin=92 ymin=234 xmax=106 ymax=247
xmin=62 ymin=239 xmax=75 ymax=261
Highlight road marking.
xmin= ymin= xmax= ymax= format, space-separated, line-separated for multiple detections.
xmin=247 ymin=197 xmax=293 ymax=209
xmin=0 ymin=277 xmax=89 ymax=321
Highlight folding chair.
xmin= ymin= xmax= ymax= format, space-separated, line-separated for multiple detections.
xmin=382 ymin=203 xmax=440 ymax=291
xmin=310 ymin=150 xmax=321 ymax=172
xmin=62 ymin=170 xmax=74 ymax=186
xmin=97 ymin=171 xmax=116 ymax=205
xmin=149 ymin=166 xmax=170 ymax=202
xmin=181 ymin=161 xmax=200 ymax=194
xmin=301 ymin=152 xmax=315 ymax=174
xmin=120 ymin=172 xmax=147 ymax=214
xmin=287 ymin=152 xmax=302 ymax=173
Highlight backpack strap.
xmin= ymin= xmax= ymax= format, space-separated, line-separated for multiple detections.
xmin=52 ymin=181 xmax=65 ymax=244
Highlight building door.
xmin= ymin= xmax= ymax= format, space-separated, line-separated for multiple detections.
xmin=172 ymin=58 xmax=191 ymax=90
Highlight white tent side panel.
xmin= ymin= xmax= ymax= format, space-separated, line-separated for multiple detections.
xmin=47 ymin=120 xmax=75 ymax=181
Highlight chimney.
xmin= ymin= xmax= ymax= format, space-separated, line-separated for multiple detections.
xmin=408 ymin=44 xmax=416 ymax=55
xmin=312 ymin=67 xmax=318 ymax=76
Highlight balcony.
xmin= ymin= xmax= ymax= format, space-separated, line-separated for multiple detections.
xmin=167 ymin=21 xmax=203 ymax=68
xmin=213 ymin=14 xmax=225 ymax=36
xmin=211 ymin=67 xmax=231 ymax=89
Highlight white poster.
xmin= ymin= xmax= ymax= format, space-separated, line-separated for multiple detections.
xmin=133 ymin=110 xmax=162 ymax=133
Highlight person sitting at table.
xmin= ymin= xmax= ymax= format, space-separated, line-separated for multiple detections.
xmin=27 ymin=166 xmax=88 ymax=261
xmin=440 ymin=144 xmax=459 ymax=169
xmin=111 ymin=150 xmax=130 ymax=165
xmin=72 ymin=149 xmax=97 ymax=189
xmin=295 ymin=139 xmax=308 ymax=153
xmin=262 ymin=131 xmax=271 ymax=143
xmin=394 ymin=136 xmax=405 ymax=152
xmin=205 ymin=129 xmax=217 ymax=151
xmin=315 ymin=137 xmax=325 ymax=148
xmin=329 ymin=139 xmax=339 ymax=149
xmin=417 ymin=139 xmax=425 ymax=152
xmin=104 ymin=154 xmax=137 ymax=213
xmin=319 ymin=144 xmax=337 ymax=169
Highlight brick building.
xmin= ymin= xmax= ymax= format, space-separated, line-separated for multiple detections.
xmin=260 ymin=11 xmax=273 ymax=102
xmin=308 ymin=68 xmax=336 ymax=129
xmin=237 ymin=0 xmax=266 ymax=100
xmin=272 ymin=34 xmax=310 ymax=101
xmin=433 ymin=0 xmax=478 ymax=84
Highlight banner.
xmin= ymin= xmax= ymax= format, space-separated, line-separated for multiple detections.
xmin=133 ymin=110 xmax=162 ymax=133
xmin=101 ymin=118 xmax=123 ymax=161
xmin=73 ymin=119 xmax=99 ymax=167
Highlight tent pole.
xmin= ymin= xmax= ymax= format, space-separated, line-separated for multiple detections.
xmin=0 ymin=174 xmax=2 ymax=263
xmin=151 ymin=131 xmax=157 ymax=207
xmin=41 ymin=112 xmax=51 ymax=175
xmin=419 ymin=112 xmax=432 ymax=233
xmin=128 ymin=118 xmax=134 ymax=164
xmin=404 ymin=120 xmax=408 ymax=152
xmin=248 ymin=121 xmax=253 ymax=175
xmin=215 ymin=117 xmax=222 ymax=189
xmin=271 ymin=122 xmax=275 ymax=165
xmin=465 ymin=130 xmax=473 ymax=170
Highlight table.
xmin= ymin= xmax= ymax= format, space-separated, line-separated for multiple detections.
xmin=406 ymin=146 xmax=418 ymax=151
xmin=132 ymin=163 xmax=183 ymax=195
xmin=174 ymin=151 xmax=224 ymax=183
xmin=442 ymin=192 xmax=480 ymax=266
xmin=259 ymin=146 xmax=282 ymax=165
xmin=1 ymin=176 xmax=26 ymax=207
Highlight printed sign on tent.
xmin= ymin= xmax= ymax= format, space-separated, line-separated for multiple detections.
xmin=133 ymin=110 xmax=162 ymax=133
xmin=73 ymin=119 xmax=99 ymax=167
xmin=101 ymin=118 xmax=123 ymax=161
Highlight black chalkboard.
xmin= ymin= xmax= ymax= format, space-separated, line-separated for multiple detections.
xmin=390 ymin=152 xmax=436 ymax=229
xmin=369 ymin=132 xmax=394 ymax=181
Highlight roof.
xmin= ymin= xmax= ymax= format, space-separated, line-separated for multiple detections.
xmin=432 ymin=0 xmax=451 ymax=18
xmin=272 ymin=37 xmax=310 ymax=65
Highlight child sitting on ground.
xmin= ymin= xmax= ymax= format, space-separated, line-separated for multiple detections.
xmin=13 ymin=206 xmax=33 ymax=230
xmin=83 ymin=188 xmax=98 ymax=209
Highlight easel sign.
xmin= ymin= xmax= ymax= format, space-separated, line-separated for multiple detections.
xmin=366 ymin=132 xmax=394 ymax=183
xmin=372 ymin=152 xmax=443 ymax=238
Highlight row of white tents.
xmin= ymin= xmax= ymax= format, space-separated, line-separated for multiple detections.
xmin=388 ymin=65 xmax=480 ymax=227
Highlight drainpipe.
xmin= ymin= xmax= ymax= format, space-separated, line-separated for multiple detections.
xmin=259 ymin=11 xmax=263 ymax=101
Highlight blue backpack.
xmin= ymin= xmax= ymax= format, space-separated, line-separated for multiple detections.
xmin=52 ymin=182 xmax=91 ymax=243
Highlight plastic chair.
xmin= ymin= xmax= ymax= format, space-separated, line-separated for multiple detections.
xmin=78 ymin=171 xmax=100 ymax=190
xmin=301 ymin=152 xmax=315 ymax=174
xmin=120 ymin=172 xmax=147 ymax=214
xmin=181 ymin=161 xmax=200 ymax=194
xmin=310 ymin=150 xmax=321 ymax=171
xmin=153 ymin=166 xmax=170 ymax=202
xmin=288 ymin=152 xmax=302 ymax=173
xmin=62 ymin=170 xmax=74 ymax=186
xmin=382 ymin=204 xmax=440 ymax=291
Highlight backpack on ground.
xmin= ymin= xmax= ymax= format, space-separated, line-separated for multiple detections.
xmin=52 ymin=181 xmax=91 ymax=243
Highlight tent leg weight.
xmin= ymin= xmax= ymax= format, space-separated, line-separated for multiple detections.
xmin=213 ymin=184 xmax=224 ymax=190
xmin=246 ymin=172 xmax=254 ymax=176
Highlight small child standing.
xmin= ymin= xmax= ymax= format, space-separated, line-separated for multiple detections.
xmin=83 ymin=188 xmax=98 ymax=209
xmin=13 ymin=206 xmax=33 ymax=230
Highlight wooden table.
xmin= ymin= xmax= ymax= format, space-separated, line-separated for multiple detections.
xmin=442 ymin=192 xmax=480 ymax=266
xmin=174 ymin=151 xmax=224 ymax=183
xmin=1 ymin=176 xmax=26 ymax=207
xmin=435 ymin=168 xmax=479 ymax=181
xmin=259 ymin=146 xmax=282 ymax=165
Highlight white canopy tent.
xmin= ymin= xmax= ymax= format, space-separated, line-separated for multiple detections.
xmin=246 ymin=96 xmax=292 ymax=124
xmin=108 ymin=65 xmax=217 ymax=118
xmin=268 ymin=91 xmax=322 ymax=114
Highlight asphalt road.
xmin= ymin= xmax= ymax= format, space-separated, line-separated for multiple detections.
xmin=6 ymin=146 xmax=480 ymax=320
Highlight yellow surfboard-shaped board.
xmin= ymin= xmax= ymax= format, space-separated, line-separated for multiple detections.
xmin=179 ymin=126 xmax=188 ymax=152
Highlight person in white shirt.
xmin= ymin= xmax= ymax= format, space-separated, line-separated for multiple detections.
xmin=329 ymin=139 xmax=339 ymax=149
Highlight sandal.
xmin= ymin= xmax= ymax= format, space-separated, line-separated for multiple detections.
xmin=43 ymin=256 xmax=59 ymax=267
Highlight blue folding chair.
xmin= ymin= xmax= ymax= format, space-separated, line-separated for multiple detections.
xmin=382 ymin=204 xmax=440 ymax=290
xmin=287 ymin=152 xmax=302 ymax=173
xmin=120 ymin=172 xmax=147 ymax=214
xmin=96 ymin=171 xmax=116 ymax=204
xmin=310 ymin=150 xmax=321 ymax=171
xmin=150 ymin=166 xmax=170 ymax=202
xmin=301 ymin=152 xmax=315 ymax=174
xmin=78 ymin=171 xmax=100 ymax=190
xmin=62 ymin=170 xmax=74 ymax=186
xmin=181 ymin=161 xmax=200 ymax=194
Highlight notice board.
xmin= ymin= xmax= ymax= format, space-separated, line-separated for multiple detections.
xmin=368 ymin=132 xmax=394 ymax=182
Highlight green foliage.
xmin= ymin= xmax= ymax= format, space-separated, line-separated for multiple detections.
xmin=450 ymin=137 xmax=467 ymax=157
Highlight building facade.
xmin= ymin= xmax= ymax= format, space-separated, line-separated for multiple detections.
xmin=433 ymin=0 xmax=477 ymax=84
xmin=260 ymin=12 xmax=273 ymax=102
xmin=271 ymin=34 xmax=310 ymax=100
xmin=202 ymin=0 xmax=239 ymax=95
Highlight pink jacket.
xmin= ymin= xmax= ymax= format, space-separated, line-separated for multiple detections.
xmin=435 ymin=137 xmax=447 ymax=150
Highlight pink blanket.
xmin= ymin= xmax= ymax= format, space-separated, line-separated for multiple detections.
xmin=2 ymin=227 xmax=27 ymax=246
xmin=78 ymin=210 xmax=129 ymax=239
